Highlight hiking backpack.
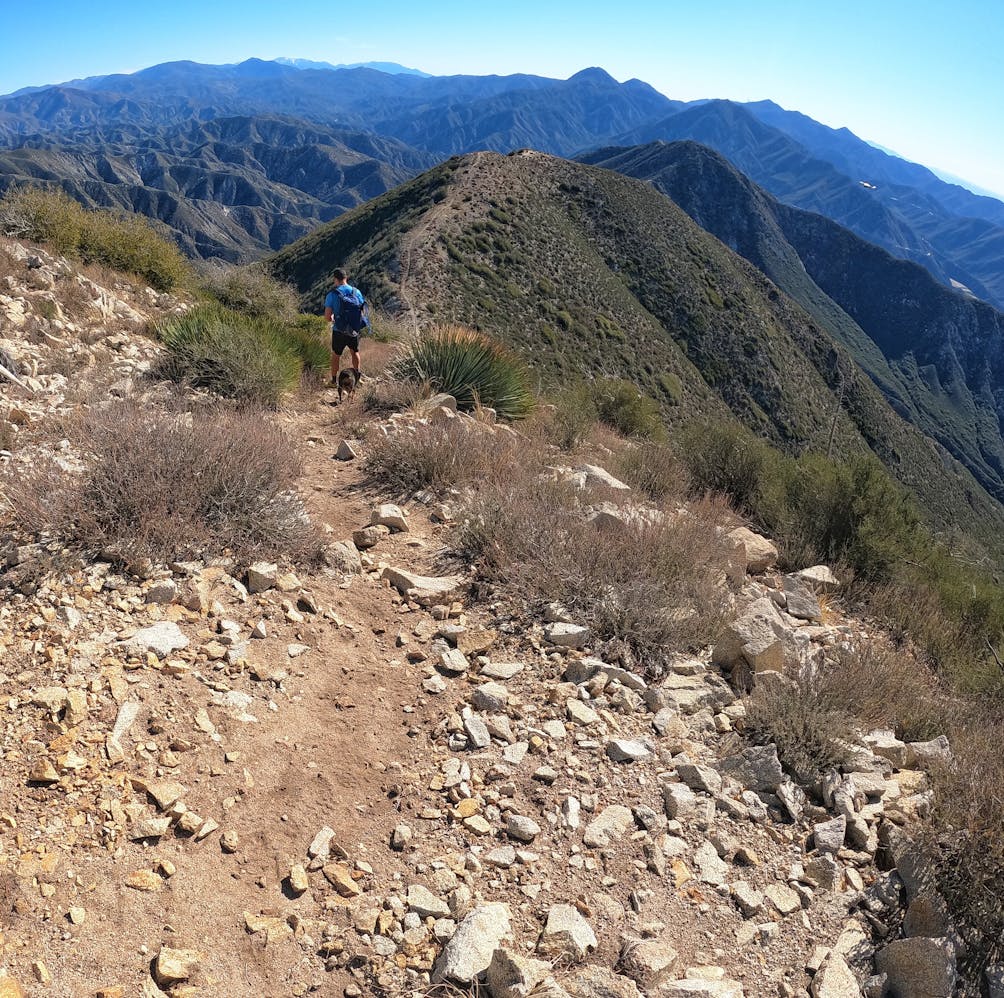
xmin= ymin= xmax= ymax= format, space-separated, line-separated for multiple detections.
xmin=334 ymin=285 xmax=367 ymax=333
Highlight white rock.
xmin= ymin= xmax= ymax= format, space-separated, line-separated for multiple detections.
xmin=126 ymin=621 xmax=189 ymax=659
xmin=432 ymin=903 xmax=511 ymax=983
xmin=583 ymin=805 xmax=634 ymax=848
xmin=538 ymin=903 xmax=597 ymax=961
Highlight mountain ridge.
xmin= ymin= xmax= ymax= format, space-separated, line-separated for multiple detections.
xmin=271 ymin=150 xmax=1004 ymax=551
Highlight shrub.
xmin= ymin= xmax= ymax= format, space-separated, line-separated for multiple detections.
xmin=202 ymin=263 xmax=300 ymax=320
xmin=0 ymin=185 xmax=188 ymax=290
xmin=744 ymin=671 xmax=857 ymax=784
xmin=4 ymin=401 xmax=320 ymax=566
xmin=392 ymin=324 xmax=534 ymax=420
xmin=592 ymin=378 xmax=666 ymax=440
xmin=156 ymin=304 xmax=310 ymax=406
xmin=616 ymin=440 xmax=689 ymax=503
xmin=538 ymin=383 xmax=597 ymax=451
xmin=924 ymin=712 xmax=1004 ymax=986
xmin=366 ymin=419 xmax=522 ymax=494
xmin=456 ymin=475 xmax=731 ymax=674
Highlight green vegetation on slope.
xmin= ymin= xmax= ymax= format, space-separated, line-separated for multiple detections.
xmin=0 ymin=185 xmax=189 ymax=290
xmin=272 ymin=150 xmax=1004 ymax=556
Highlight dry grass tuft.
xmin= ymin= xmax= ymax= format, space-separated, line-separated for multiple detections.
xmin=3 ymin=400 xmax=322 ymax=567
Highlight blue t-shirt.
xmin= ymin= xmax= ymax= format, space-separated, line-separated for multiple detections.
xmin=324 ymin=284 xmax=366 ymax=320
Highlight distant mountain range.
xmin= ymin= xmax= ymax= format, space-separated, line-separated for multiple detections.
xmin=3 ymin=57 xmax=1003 ymax=310
xmin=270 ymin=149 xmax=1004 ymax=553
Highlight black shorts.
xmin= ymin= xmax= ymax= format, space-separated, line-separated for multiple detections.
xmin=331 ymin=328 xmax=361 ymax=355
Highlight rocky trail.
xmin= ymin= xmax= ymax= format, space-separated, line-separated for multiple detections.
xmin=0 ymin=239 xmax=963 ymax=997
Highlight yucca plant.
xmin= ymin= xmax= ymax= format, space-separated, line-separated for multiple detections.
xmin=393 ymin=324 xmax=534 ymax=420
xmin=156 ymin=304 xmax=303 ymax=407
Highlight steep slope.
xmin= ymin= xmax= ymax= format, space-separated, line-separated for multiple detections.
xmin=0 ymin=116 xmax=436 ymax=260
xmin=616 ymin=100 xmax=1004 ymax=310
xmin=744 ymin=99 xmax=1004 ymax=228
xmin=581 ymin=141 xmax=1004 ymax=508
xmin=271 ymin=151 xmax=1004 ymax=547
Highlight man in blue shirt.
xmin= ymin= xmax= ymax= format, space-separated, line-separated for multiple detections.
xmin=323 ymin=268 xmax=368 ymax=386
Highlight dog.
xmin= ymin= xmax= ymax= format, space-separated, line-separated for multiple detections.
xmin=336 ymin=368 xmax=361 ymax=404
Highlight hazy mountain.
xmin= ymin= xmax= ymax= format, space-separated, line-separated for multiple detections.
xmin=271 ymin=150 xmax=1004 ymax=547
xmin=0 ymin=115 xmax=435 ymax=259
xmin=2 ymin=57 xmax=1004 ymax=312
xmin=274 ymin=58 xmax=429 ymax=76
xmin=617 ymin=99 xmax=1004 ymax=309
xmin=582 ymin=140 xmax=1004 ymax=509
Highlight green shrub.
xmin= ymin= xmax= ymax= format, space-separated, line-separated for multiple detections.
xmin=593 ymin=378 xmax=666 ymax=440
xmin=0 ymin=185 xmax=188 ymax=290
xmin=677 ymin=416 xmax=1004 ymax=690
xmin=392 ymin=324 xmax=534 ymax=420
xmin=156 ymin=304 xmax=304 ymax=407
xmin=203 ymin=263 xmax=300 ymax=319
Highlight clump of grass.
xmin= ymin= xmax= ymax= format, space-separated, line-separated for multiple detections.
xmin=3 ymin=401 xmax=321 ymax=566
xmin=392 ymin=324 xmax=534 ymax=420
xmin=616 ymin=440 xmax=689 ymax=503
xmin=0 ymin=185 xmax=188 ymax=290
xmin=537 ymin=383 xmax=598 ymax=451
xmin=156 ymin=304 xmax=326 ymax=406
xmin=744 ymin=670 xmax=857 ymax=784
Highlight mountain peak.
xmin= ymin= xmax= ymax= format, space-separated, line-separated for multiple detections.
xmin=567 ymin=67 xmax=617 ymax=85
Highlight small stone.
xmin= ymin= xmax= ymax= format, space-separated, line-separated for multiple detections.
xmin=28 ymin=759 xmax=59 ymax=784
xmin=322 ymin=863 xmax=362 ymax=898
xmin=289 ymin=865 xmax=309 ymax=895
xmin=731 ymin=882 xmax=764 ymax=918
xmin=68 ymin=906 xmax=86 ymax=925
xmin=220 ymin=829 xmax=240 ymax=853
xmin=391 ymin=824 xmax=413 ymax=851
xmin=484 ymin=846 xmax=517 ymax=869
xmin=246 ymin=562 xmax=278 ymax=593
xmin=545 ymin=622 xmax=590 ymax=648
xmin=620 ymin=934 xmax=679 ymax=989
xmin=407 ymin=884 xmax=451 ymax=919
xmin=507 ymin=814 xmax=541 ymax=843
xmin=764 ymin=883 xmax=802 ymax=916
xmin=126 ymin=621 xmax=190 ymax=658
xmin=126 ymin=870 xmax=163 ymax=892
xmin=583 ymin=805 xmax=634 ymax=848
xmin=606 ymin=739 xmax=652 ymax=763
xmin=432 ymin=903 xmax=511 ymax=984
xmin=676 ymin=762 xmax=723 ymax=795
xmin=694 ymin=842 xmax=729 ymax=886
xmin=538 ymin=903 xmax=597 ymax=961
xmin=566 ymin=699 xmax=600 ymax=726
xmin=154 ymin=947 xmax=201 ymax=987
xmin=335 ymin=439 xmax=357 ymax=461
xmin=371 ymin=503 xmax=409 ymax=531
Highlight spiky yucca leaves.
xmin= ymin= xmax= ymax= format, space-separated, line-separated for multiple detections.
xmin=157 ymin=304 xmax=322 ymax=407
xmin=393 ymin=325 xmax=534 ymax=420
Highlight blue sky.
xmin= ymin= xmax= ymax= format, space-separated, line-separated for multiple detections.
xmin=5 ymin=0 xmax=1004 ymax=196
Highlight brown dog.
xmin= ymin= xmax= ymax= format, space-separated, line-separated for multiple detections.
xmin=337 ymin=368 xmax=361 ymax=403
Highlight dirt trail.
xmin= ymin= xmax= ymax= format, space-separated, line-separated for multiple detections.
xmin=2 ymin=389 xmax=451 ymax=996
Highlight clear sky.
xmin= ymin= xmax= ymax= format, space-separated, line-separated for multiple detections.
xmin=4 ymin=0 xmax=1003 ymax=197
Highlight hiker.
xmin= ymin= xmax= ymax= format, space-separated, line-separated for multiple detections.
xmin=324 ymin=268 xmax=368 ymax=385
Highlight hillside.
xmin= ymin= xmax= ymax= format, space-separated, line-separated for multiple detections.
xmin=0 ymin=234 xmax=980 ymax=997
xmin=0 ymin=116 xmax=435 ymax=260
xmin=271 ymin=151 xmax=1004 ymax=552
xmin=616 ymin=100 xmax=1004 ymax=310
xmin=580 ymin=141 xmax=1004 ymax=509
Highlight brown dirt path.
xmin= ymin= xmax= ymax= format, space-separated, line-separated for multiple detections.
xmin=6 ymin=389 xmax=450 ymax=997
